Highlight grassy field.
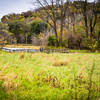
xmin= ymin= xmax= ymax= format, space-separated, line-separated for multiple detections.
xmin=0 ymin=51 xmax=100 ymax=100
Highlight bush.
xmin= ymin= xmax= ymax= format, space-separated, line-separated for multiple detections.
xmin=86 ymin=38 xmax=98 ymax=52
xmin=97 ymin=39 xmax=100 ymax=48
xmin=48 ymin=35 xmax=58 ymax=46
xmin=62 ymin=40 xmax=68 ymax=47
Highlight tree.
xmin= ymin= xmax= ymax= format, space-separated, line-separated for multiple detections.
xmin=0 ymin=23 xmax=8 ymax=30
xmin=22 ymin=11 xmax=33 ymax=18
xmin=1 ymin=13 xmax=25 ymax=23
xmin=23 ymin=23 xmax=31 ymax=44
xmin=31 ymin=20 xmax=48 ymax=35
xmin=0 ymin=23 xmax=14 ymax=46
xmin=34 ymin=0 xmax=69 ymax=46
xmin=1 ymin=16 xmax=8 ymax=23
xmin=8 ymin=21 xmax=30 ymax=44
xmin=74 ymin=0 xmax=89 ymax=38
xmin=75 ymin=0 xmax=100 ymax=39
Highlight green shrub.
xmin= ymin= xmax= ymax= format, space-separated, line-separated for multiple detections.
xmin=48 ymin=35 xmax=58 ymax=46
xmin=85 ymin=38 xmax=98 ymax=52
xmin=97 ymin=39 xmax=100 ymax=48
xmin=62 ymin=40 xmax=68 ymax=47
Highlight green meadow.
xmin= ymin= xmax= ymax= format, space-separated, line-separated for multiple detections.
xmin=0 ymin=51 xmax=100 ymax=100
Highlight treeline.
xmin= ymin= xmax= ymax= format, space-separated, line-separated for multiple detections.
xmin=0 ymin=0 xmax=100 ymax=51
xmin=0 ymin=18 xmax=48 ymax=45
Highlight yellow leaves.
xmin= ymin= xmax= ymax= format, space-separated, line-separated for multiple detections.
xmin=55 ymin=29 xmax=68 ymax=40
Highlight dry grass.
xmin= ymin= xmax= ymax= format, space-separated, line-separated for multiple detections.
xmin=42 ymin=75 xmax=61 ymax=88
xmin=37 ymin=71 xmax=62 ymax=88
xmin=19 ymin=54 xmax=25 ymax=59
xmin=2 ymin=81 xmax=18 ymax=90
xmin=52 ymin=59 xmax=69 ymax=67
xmin=0 ymin=72 xmax=18 ymax=90
xmin=0 ymin=73 xmax=17 ymax=82
xmin=4 ymin=45 xmax=40 ymax=49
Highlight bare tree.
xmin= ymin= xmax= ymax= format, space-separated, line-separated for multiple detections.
xmin=74 ymin=0 xmax=89 ymax=38
xmin=88 ymin=1 xmax=99 ymax=38
xmin=34 ymin=0 xmax=69 ymax=46
xmin=76 ymin=0 xmax=99 ymax=39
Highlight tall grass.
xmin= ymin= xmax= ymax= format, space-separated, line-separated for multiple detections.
xmin=87 ymin=62 xmax=95 ymax=100
xmin=0 ymin=52 xmax=100 ymax=100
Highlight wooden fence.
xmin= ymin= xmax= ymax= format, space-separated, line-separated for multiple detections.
xmin=1 ymin=48 xmax=39 ymax=53
xmin=43 ymin=49 xmax=69 ymax=53
xmin=1 ymin=47 xmax=69 ymax=53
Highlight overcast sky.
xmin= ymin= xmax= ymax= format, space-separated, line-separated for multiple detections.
xmin=0 ymin=0 xmax=34 ymax=19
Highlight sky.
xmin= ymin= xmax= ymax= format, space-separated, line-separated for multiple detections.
xmin=0 ymin=0 xmax=34 ymax=19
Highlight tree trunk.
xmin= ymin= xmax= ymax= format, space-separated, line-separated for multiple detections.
xmin=25 ymin=34 xmax=28 ymax=44
xmin=60 ymin=19 xmax=63 ymax=46
xmin=83 ymin=13 xmax=89 ymax=38
xmin=54 ymin=27 xmax=59 ymax=47
xmin=82 ymin=0 xmax=89 ymax=38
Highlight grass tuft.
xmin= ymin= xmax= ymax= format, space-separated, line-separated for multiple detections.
xmin=19 ymin=54 xmax=25 ymax=59
xmin=52 ymin=60 xmax=69 ymax=67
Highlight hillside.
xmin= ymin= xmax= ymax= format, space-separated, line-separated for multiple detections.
xmin=0 ymin=1 xmax=100 ymax=51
